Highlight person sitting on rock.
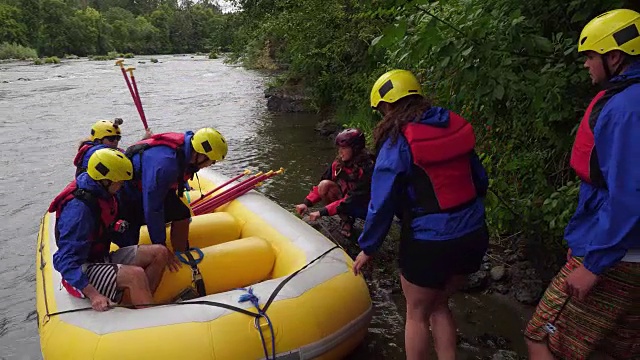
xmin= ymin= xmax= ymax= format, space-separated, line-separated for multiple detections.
xmin=74 ymin=118 xmax=152 ymax=177
xmin=295 ymin=128 xmax=374 ymax=237
xmin=51 ymin=148 xmax=170 ymax=311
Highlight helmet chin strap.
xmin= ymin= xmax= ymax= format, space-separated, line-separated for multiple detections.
xmin=601 ymin=53 xmax=625 ymax=87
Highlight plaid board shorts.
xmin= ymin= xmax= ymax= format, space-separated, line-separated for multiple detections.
xmin=81 ymin=246 xmax=138 ymax=303
xmin=524 ymin=257 xmax=640 ymax=360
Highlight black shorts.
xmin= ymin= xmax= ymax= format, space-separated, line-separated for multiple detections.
xmin=398 ymin=225 xmax=489 ymax=290
xmin=120 ymin=191 xmax=191 ymax=226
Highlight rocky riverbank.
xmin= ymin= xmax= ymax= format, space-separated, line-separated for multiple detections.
xmin=306 ymin=216 xmax=557 ymax=359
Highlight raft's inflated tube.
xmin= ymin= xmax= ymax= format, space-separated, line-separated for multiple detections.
xmin=153 ymin=236 xmax=275 ymax=303
xmin=138 ymin=212 xmax=242 ymax=250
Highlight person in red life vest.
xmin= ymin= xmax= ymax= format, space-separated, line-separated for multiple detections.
xmin=294 ymin=128 xmax=375 ymax=237
xmin=118 ymin=127 xmax=228 ymax=257
xmin=352 ymin=69 xmax=489 ymax=360
xmin=51 ymin=148 xmax=170 ymax=311
xmin=74 ymin=118 xmax=153 ymax=177
xmin=525 ymin=10 xmax=640 ymax=360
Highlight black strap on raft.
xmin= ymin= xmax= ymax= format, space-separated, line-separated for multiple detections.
xmin=176 ymin=247 xmax=206 ymax=297
xmin=43 ymin=245 xmax=341 ymax=358
xmin=44 ymin=245 xmax=340 ymax=315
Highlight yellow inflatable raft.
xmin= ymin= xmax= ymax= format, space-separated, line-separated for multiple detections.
xmin=36 ymin=168 xmax=373 ymax=359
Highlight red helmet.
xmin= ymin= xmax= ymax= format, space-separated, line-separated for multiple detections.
xmin=335 ymin=128 xmax=365 ymax=151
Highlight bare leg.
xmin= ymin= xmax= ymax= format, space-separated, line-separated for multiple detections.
xmin=116 ymin=265 xmax=154 ymax=308
xmin=131 ymin=244 xmax=168 ymax=293
xmin=401 ymin=274 xmax=441 ymax=360
xmin=318 ymin=180 xmax=353 ymax=234
xmin=170 ymin=219 xmax=190 ymax=252
xmin=429 ymin=275 xmax=466 ymax=360
xmin=317 ymin=180 xmax=342 ymax=204
xmin=526 ymin=339 xmax=556 ymax=360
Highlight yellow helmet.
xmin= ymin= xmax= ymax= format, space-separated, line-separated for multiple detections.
xmin=87 ymin=148 xmax=133 ymax=182
xmin=370 ymin=69 xmax=423 ymax=109
xmin=91 ymin=119 xmax=122 ymax=141
xmin=578 ymin=9 xmax=640 ymax=55
xmin=191 ymin=127 xmax=228 ymax=161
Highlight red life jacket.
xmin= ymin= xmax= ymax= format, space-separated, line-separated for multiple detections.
xmin=125 ymin=132 xmax=192 ymax=196
xmin=402 ymin=111 xmax=477 ymax=214
xmin=330 ymin=157 xmax=371 ymax=196
xmin=73 ymin=142 xmax=94 ymax=176
xmin=570 ymin=78 xmax=640 ymax=188
xmin=48 ymin=180 xmax=118 ymax=263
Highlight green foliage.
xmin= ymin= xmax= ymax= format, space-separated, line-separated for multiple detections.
xmin=150 ymin=57 xmax=158 ymax=63
xmin=33 ymin=57 xmax=43 ymax=65
xmin=365 ymin=0 xmax=625 ymax=244
xmin=0 ymin=0 xmax=233 ymax=57
xmin=0 ymin=4 xmax=27 ymax=45
xmin=0 ymin=41 xmax=37 ymax=59
xmin=44 ymin=55 xmax=60 ymax=63
xmin=228 ymin=0 xmax=384 ymax=107
xmin=208 ymin=50 xmax=218 ymax=59
xmin=229 ymin=0 xmax=639 ymax=247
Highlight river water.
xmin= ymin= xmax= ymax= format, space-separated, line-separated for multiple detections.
xmin=0 ymin=55 xmax=531 ymax=359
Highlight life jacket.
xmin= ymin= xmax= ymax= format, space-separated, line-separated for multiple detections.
xmin=125 ymin=132 xmax=192 ymax=196
xmin=73 ymin=141 xmax=95 ymax=177
xmin=48 ymin=180 xmax=118 ymax=263
xmin=402 ymin=111 xmax=477 ymax=215
xmin=570 ymin=78 xmax=640 ymax=188
xmin=330 ymin=156 xmax=371 ymax=196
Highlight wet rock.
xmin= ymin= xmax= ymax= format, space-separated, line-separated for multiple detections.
xmin=509 ymin=261 xmax=533 ymax=282
xmin=505 ymin=254 xmax=519 ymax=264
xmin=503 ymin=249 xmax=514 ymax=256
xmin=265 ymin=85 xmax=313 ymax=112
xmin=475 ymin=333 xmax=510 ymax=350
xmin=481 ymin=262 xmax=491 ymax=271
xmin=513 ymin=280 xmax=545 ymax=305
xmin=458 ymin=341 xmax=480 ymax=353
xmin=482 ymin=254 xmax=490 ymax=262
xmin=490 ymin=266 xmax=506 ymax=281
xmin=492 ymin=350 xmax=519 ymax=360
xmin=525 ymin=268 xmax=537 ymax=278
xmin=462 ymin=270 xmax=488 ymax=291
xmin=495 ymin=284 xmax=509 ymax=294
xmin=315 ymin=120 xmax=343 ymax=138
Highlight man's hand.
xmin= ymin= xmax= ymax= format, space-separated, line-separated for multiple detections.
xmin=166 ymin=247 xmax=182 ymax=272
xmin=353 ymin=251 xmax=372 ymax=276
xmin=566 ymin=264 xmax=599 ymax=301
xmin=90 ymin=294 xmax=111 ymax=311
xmin=295 ymin=204 xmax=308 ymax=216
xmin=83 ymin=285 xmax=112 ymax=311
xmin=308 ymin=211 xmax=321 ymax=221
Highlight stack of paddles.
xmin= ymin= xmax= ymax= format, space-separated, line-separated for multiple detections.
xmin=191 ymin=168 xmax=284 ymax=215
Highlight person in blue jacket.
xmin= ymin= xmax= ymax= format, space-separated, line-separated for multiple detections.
xmin=119 ymin=128 xmax=228 ymax=257
xmin=50 ymin=149 xmax=170 ymax=311
xmin=73 ymin=118 xmax=152 ymax=177
xmin=353 ymin=69 xmax=489 ymax=359
xmin=525 ymin=10 xmax=640 ymax=360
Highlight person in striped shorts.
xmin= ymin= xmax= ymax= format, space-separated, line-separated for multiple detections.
xmin=51 ymin=148 xmax=172 ymax=311
xmin=525 ymin=9 xmax=640 ymax=360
